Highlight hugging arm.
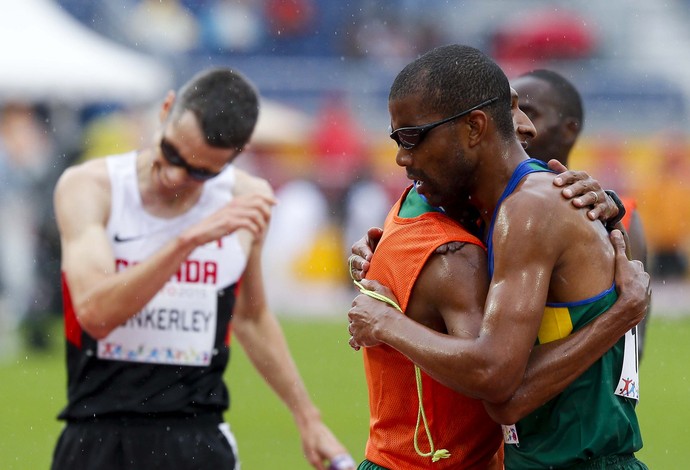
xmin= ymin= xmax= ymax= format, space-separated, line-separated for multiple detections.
xmin=483 ymin=230 xmax=650 ymax=424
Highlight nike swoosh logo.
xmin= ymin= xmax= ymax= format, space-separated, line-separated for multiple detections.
xmin=113 ymin=233 xmax=145 ymax=243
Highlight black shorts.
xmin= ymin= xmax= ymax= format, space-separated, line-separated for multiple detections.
xmin=51 ymin=414 xmax=239 ymax=470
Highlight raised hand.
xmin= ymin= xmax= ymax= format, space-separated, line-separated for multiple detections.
xmin=182 ymin=193 xmax=276 ymax=246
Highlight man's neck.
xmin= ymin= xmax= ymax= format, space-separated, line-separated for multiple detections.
xmin=470 ymin=142 xmax=530 ymax=226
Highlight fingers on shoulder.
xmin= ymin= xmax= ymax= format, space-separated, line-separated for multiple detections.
xmin=547 ymin=159 xmax=568 ymax=173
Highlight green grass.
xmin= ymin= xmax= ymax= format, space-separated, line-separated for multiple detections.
xmin=226 ymin=317 xmax=369 ymax=468
xmin=0 ymin=314 xmax=688 ymax=469
xmin=636 ymin=317 xmax=690 ymax=468
xmin=0 ymin=316 xmax=369 ymax=469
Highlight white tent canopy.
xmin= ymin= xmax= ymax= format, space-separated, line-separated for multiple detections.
xmin=0 ymin=0 xmax=171 ymax=104
xmin=0 ymin=0 xmax=313 ymax=146
xmin=253 ymin=98 xmax=314 ymax=146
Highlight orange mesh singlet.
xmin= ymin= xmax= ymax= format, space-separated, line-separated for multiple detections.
xmin=362 ymin=187 xmax=503 ymax=469
xmin=619 ymin=196 xmax=637 ymax=232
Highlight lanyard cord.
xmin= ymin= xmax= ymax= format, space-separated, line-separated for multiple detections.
xmin=352 ymin=270 xmax=451 ymax=463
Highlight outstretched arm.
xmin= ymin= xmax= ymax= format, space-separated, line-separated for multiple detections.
xmin=235 ymin=241 xmax=354 ymax=470
xmin=483 ymin=230 xmax=650 ymax=424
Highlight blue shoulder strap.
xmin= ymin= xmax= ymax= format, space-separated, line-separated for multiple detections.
xmin=487 ymin=159 xmax=553 ymax=276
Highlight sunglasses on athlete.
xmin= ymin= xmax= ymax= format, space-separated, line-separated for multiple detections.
xmin=159 ymin=137 xmax=224 ymax=182
xmin=389 ymin=97 xmax=499 ymax=150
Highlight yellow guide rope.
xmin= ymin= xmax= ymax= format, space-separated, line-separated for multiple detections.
xmin=351 ymin=258 xmax=451 ymax=463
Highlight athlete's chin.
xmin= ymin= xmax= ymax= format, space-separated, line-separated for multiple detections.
xmin=415 ymin=182 xmax=431 ymax=200
xmin=156 ymin=169 xmax=187 ymax=193
xmin=417 ymin=187 xmax=444 ymax=208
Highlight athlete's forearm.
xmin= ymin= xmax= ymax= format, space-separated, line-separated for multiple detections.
xmin=484 ymin=230 xmax=650 ymax=424
xmin=375 ymin=310 xmax=524 ymax=403
xmin=67 ymin=234 xmax=197 ymax=339
xmin=233 ymin=308 xmax=321 ymax=425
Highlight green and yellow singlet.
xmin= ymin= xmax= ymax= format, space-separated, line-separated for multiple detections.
xmin=488 ymin=159 xmax=642 ymax=469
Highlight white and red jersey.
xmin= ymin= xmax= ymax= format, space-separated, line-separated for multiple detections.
xmin=60 ymin=152 xmax=247 ymax=421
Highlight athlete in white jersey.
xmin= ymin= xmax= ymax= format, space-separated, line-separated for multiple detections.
xmin=101 ymin=151 xmax=247 ymax=368
xmin=52 ymin=68 xmax=355 ymax=470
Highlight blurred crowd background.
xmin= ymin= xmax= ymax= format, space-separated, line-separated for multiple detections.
xmin=2 ymin=0 xmax=690 ymax=355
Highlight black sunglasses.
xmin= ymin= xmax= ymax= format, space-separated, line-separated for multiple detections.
xmin=159 ymin=137 xmax=222 ymax=181
xmin=389 ymin=97 xmax=499 ymax=150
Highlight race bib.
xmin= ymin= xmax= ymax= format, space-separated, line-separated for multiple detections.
xmin=614 ymin=327 xmax=639 ymax=400
xmin=98 ymin=282 xmax=218 ymax=366
xmin=502 ymin=424 xmax=519 ymax=445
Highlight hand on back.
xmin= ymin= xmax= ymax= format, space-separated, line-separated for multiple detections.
xmin=609 ymin=229 xmax=651 ymax=331
xmin=549 ymin=159 xmax=620 ymax=222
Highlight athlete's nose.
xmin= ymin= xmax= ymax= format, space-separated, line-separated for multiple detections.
xmin=515 ymin=110 xmax=537 ymax=143
xmin=396 ymin=148 xmax=412 ymax=168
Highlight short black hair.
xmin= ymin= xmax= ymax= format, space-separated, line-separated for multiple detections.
xmin=389 ymin=44 xmax=513 ymax=139
xmin=521 ymin=69 xmax=584 ymax=131
xmin=173 ymin=68 xmax=259 ymax=150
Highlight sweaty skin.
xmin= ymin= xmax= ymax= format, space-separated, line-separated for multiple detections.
xmin=348 ymin=87 xmax=619 ymax=279
xmin=347 ymin=86 xmax=649 ymax=425
xmin=349 ymin=230 xmax=648 ymax=423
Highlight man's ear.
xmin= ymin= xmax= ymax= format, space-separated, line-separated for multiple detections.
xmin=563 ymin=118 xmax=580 ymax=147
xmin=159 ymin=90 xmax=176 ymax=124
xmin=465 ymin=110 xmax=489 ymax=147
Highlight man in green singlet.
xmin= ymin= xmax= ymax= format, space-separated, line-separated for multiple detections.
xmin=348 ymin=45 xmax=649 ymax=469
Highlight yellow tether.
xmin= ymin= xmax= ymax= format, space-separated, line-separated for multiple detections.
xmin=351 ymin=269 xmax=451 ymax=463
